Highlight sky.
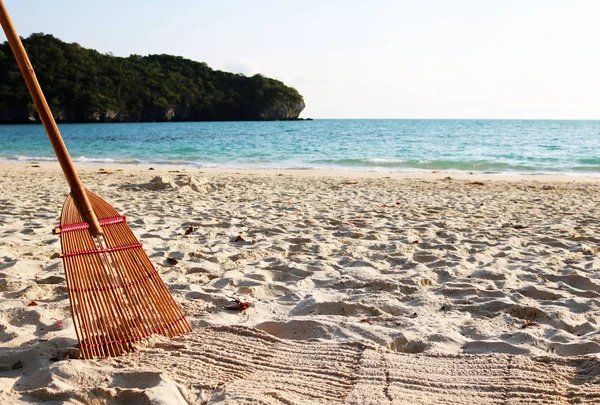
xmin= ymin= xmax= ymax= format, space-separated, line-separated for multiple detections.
xmin=2 ymin=0 xmax=600 ymax=119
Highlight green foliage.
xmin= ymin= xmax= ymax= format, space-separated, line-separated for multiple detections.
xmin=0 ymin=34 xmax=305 ymax=122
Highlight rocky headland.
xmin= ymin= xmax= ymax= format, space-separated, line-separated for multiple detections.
xmin=0 ymin=34 xmax=305 ymax=123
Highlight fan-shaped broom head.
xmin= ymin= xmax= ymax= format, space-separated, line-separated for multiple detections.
xmin=55 ymin=189 xmax=192 ymax=359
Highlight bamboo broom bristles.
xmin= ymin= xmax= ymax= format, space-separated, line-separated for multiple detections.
xmin=59 ymin=190 xmax=191 ymax=359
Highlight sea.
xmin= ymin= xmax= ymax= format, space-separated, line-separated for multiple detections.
xmin=0 ymin=119 xmax=599 ymax=176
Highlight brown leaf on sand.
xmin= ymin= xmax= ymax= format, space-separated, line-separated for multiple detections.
xmin=521 ymin=320 xmax=539 ymax=329
xmin=466 ymin=181 xmax=485 ymax=186
xmin=342 ymin=181 xmax=358 ymax=185
xmin=234 ymin=235 xmax=246 ymax=242
xmin=224 ymin=297 xmax=253 ymax=311
xmin=184 ymin=225 xmax=195 ymax=235
xmin=27 ymin=301 xmax=38 ymax=307
xmin=166 ymin=257 xmax=179 ymax=265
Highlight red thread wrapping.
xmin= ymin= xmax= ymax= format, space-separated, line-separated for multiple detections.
xmin=63 ymin=243 xmax=142 ymax=258
xmin=98 ymin=216 xmax=127 ymax=226
xmin=59 ymin=216 xmax=126 ymax=233
xmin=79 ymin=316 xmax=187 ymax=348
xmin=69 ymin=269 xmax=158 ymax=293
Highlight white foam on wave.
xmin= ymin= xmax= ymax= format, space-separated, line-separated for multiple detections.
xmin=11 ymin=155 xmax=57 ymax=162
xmin=2 ymin=154 xmax=600 ymax=177
xmin=364 ymin=158 xmax=407 ymax=164
xmin=73 ymin=156 xmax=117 ymax=163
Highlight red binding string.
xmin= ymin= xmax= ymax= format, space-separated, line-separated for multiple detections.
xmin=63 ymin=243 xmax=142 ymax=258
xmin=69 ymin=269 xmax=159 ymax=293
xmin=79 ymin=316 xmax=187 ymax=348
xmin=59 ymin=216 xmax=126 ymax=233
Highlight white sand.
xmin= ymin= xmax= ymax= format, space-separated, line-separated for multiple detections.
xmin=1 ymin=162 xmax=600 ymax=403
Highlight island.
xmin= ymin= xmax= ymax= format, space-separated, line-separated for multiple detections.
xmin=0 ymin=34 xmax=305 ymax=123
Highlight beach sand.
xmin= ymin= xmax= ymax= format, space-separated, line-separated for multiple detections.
xmin=1 ymin=162 xmax=600 ymax=403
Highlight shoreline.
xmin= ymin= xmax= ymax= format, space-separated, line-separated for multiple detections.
xmin=3 ymin=160 xmax=600 ymax=183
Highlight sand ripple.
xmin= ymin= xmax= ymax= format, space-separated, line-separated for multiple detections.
xmin=2 ymin=164 xmax=600 ymax=403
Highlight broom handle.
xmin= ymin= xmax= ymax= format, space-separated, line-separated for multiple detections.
xmin=0 ymin=1 xmax=102 ymax=236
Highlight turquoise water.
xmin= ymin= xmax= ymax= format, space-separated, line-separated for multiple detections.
xmin=0 ymin=119 xmax=599 ymax=175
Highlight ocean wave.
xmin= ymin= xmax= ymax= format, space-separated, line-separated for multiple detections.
xmin=8 ymin=155 xmax=58 ymax=162
xmin=310 ymin=158 xmax=520 ymax=170
xmin=0 ymin=155 xmax=203 ymax=166
xmin=0 ymin=155 xmax=145 ymax=165
xmin=3 ymin=154 xmax=600 ymax=176
xmin=308 ymin=158 xmax=600 ymax=175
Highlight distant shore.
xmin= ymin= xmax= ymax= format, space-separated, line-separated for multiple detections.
xmin=0 ymin=117 xmax=313 ymax=125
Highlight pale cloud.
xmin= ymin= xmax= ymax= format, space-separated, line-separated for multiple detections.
xmin=224 ymin=59 xmax=262 ymax=76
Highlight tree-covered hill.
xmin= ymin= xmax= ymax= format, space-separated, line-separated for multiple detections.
xmin=0 ymin=34 xmax=305 ymax=123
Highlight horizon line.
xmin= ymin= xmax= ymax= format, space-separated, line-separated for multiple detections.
xmin=302 ymin=117 xmax=600 ymax=121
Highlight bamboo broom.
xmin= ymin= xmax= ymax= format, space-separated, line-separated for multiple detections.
xmin=0 ymin=1 xmax=192 ymax=358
